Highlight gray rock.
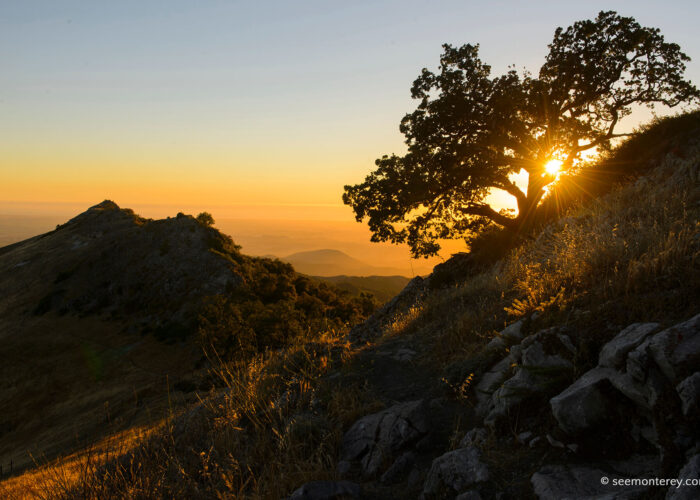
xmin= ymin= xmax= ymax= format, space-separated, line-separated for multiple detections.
xmin=531 ymin=464 xmax=647 ymax=499
xmin=340 ymin=400 xmax=429 ymax=477
xmin=392 ymin=348 xmax=417 ymax=362
xmin=460 ymin=427 xmax=488 ymax=449
xmin=648 ymin=313 xmax=700 ymax=384
xmin=486 ymin=320 xmax=524 ymax=353
xmin=550 ymin=367 xmax=616 ymax=434
xmin=380 ymin=451 xmax=416 ymax=484
xmin=336 ymin=460 xmax=351 ymax=477
xmin=557 ymin=333 xmax=577 ymax=355
xmin=474 ymin=355 xmax=516 ymax=413
xmin=599 ymin=323 xmax=659 ymax=368
xmin=529 ymin=436 xmax=542 ymax=447
xmin=484 ymin=343 xmax=572 ymax=425
xmin=423 ymin=447 xmax=489 ymax=498
xmin=667 ymin=454 xmax=700 ymax=500
xmin=676 ymin=372 xmax=700 ymax=416
xmin=501 ymin=320 xmax=524 ymax=343
xmin=455 ymin=491 xmax=483 ymax=500
xmin=287 ymin=480 xmax=361 ymax=500
xmin=517 ymin=431 xmax=534 ymax=445
xmin=546 ymin=434 xmax=565 ymax=449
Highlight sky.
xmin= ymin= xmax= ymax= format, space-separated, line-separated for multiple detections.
xmin=1 ymin=1 xmax=699 ymax=267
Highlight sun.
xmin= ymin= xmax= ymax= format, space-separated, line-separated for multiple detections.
xmin=544 ymin=159 xmax=563 ymax=176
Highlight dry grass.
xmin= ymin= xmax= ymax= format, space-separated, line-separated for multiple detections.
xmin=399 ymin=143 xmax=700 ymax=367
xmin=11 ymin=329 xmax=363 ymax=499
xmin=4 ymin=120 xmax=698 ymax=499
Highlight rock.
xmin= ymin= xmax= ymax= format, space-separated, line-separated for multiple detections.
xmin=546 ymin=434 xmax=565 ymax=449
xmin=599 ymin=323 xmax=659 ymax=368
xmin=340 ymin=400 xmax=429 ymax=477
xmin=531 ymin=464 xmax=647 ymax=499
xmin=676 ymin=372 xmax=700 ymax=416
xmin=501 ymin=320 xmax=525 ymax=343
xmin=517 ymin=431 xmax=534 ymax=445
xmin=392 ymin=348 xmax=417 ymax=362
xmin=667 ymin=454 xmax=700 ymax=499
xmin=648 ymin=314 xmax=700 ymax=384
xmin=484 ymin=342 xmax=572 ymax=425
xmin=486 ymin=320 xmax=524 ymax=353
xmin=380 ymin=451 xmax=416 ymax=484
xmin=550 ymin=367 xmax=616 ymax=434
xmin=455 ymin=491 xmax=483 ymax=500
xmin=529 ymin=436 xmax=542 ymax=448
xmin=423 ymin=447 xmax=489 ymax=498
xmin=460 ymin=427 xmax=488 ymax=449
xmin=474 ymin=355 xmax=516 ymax=413
xmin=337 ymin=460 xmax=351 ymax=477
xmin=287 ymin=480 xmax=361 ymax=500
xmin=557 ymin=334 xmax=577 ymax=355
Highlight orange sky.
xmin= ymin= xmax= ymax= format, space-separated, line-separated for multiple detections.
xmin=1 ymin=2 xmax=697 ymax=270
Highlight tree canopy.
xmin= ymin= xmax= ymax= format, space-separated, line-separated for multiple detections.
xmin=343 ymin=11 xmax=699 ymax=257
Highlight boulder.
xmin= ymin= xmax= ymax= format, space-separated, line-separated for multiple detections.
xmin=380 ymin=451 xmax=416 ymax=484
xmin=484 ymin=342 xmax=572 ymax=425
xmin=648 ymin=314 xmax=700 ymax=384
xmin=599 ymin=323 xmax=659 ymax=368
xmin=531 ymin=464 xmax=647 ymax=499
xmin=666 ymin=454 xmax=700 ymax=500
xmin=423 ymin=447 xmax=489 ymax=498
xmin=287 ymin=480 xmax=361 ymax=500
xmin=455 ymin=491 xmax=483 ymax=500
xmin=474 ymin=355 xmax=517 ymax=414
xmin=340 ymin=400 xmax=429 ymax=477
xmin=460 ymin=427 xmax=488 ymax=449
xmin=676 ymin=372 xmax=700 ymax=417
xmin=550 ymin=367 xmax=616 ymax=435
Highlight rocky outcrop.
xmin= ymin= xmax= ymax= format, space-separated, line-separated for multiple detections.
xmin=476 ymin=326 xmax=575 ymax=425
xmin=422 ymin=446 xmax=489 ymax=498
xmin=339 ymin=400 xmax=430 ymax=478
xmin=667 ymin=454 xmax=700 ymax=500
xmin=531 ymin=464 xmax=648 ymax=499
xmin=551 ymin=315 xmax=700 ymax=449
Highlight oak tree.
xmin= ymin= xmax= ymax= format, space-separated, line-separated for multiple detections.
xmin=343 ymin=11 xmax=699 ymax=256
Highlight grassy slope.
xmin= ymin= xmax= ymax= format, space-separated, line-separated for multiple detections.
xmin=2 ymin=113 xmax=698 ymax=498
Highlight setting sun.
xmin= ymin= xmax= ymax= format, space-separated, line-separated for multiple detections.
xmin=545 ymin=159 xmax=563 ymax=176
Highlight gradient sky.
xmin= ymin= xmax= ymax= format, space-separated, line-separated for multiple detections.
xmin=2 ymin=0 xmax=699 ymax=218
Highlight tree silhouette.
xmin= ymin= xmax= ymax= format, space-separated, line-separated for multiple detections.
xmin=343 ymin=11 xmax=699 ymax=257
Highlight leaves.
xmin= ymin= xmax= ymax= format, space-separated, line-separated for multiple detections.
xmin=344 ymin=11 xmax=699 ymax=257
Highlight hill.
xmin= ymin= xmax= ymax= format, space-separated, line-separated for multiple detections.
xmin=2 ymin=113 xmax=699 ymax=498
xmin=282 ymin=249 xmax=409 ymax=277
xmin=0 ymin=201 xmax=376 ymax=478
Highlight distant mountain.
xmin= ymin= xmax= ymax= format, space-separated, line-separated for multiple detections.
xmin=282 ymin=249 xmax=409 ymax=277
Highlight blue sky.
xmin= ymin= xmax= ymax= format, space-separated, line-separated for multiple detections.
xmin=1 ymin=0 xmax=699 ymax=213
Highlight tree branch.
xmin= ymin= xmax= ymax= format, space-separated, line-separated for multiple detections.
xmin=461 ymin=203 xmax=517 ymax=229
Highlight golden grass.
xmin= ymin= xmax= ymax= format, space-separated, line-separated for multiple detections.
xmin=14 ymin=329 xmax=362 ymax=499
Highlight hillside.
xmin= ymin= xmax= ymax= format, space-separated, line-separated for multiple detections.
xmin=282 ymin=249 xmax=409 ymax=277
xmin=0 ymin=202 xmax=376 ymax=480
xmin=314 ymin=275 xmax=411 ymax=303
xmin=2 ymin=114 xmax=699 ymax=498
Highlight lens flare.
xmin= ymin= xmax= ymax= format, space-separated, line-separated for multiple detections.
xmin=545 ymin=159 xmax=563 ymax=176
